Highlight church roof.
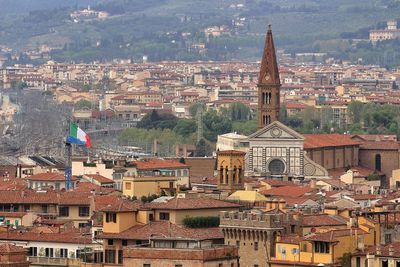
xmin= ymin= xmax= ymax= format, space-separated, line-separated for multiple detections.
xmin=303 ymin=134 xmax=360 ymax=149
xmin=258 ymin=25 xmax=280 ymax=86
xmin=248 ymin=120 xmax=304 ymax=140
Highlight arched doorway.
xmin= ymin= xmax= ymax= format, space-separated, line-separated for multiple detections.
xmin=375 ymin=154 xmax=381 ymax=171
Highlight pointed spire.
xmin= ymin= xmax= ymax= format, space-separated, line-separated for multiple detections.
xmin=258 ymin=25 xmax=280 ymax=85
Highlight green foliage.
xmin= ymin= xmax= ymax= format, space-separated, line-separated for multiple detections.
xmin=195 ymin=139 xmax=207 ymax=157
xmin=232 ymin=120 xmax=258 ymax=135
xmin=183 ymin=216 xmax=220 ymax=228
xmin=119 ymin=127 xmax=194 ymax=156
xmin=137 ymin=110 xmax=178 ymax=130
xmin=366 ymin=172 xmax=381 ymax=181
xmin=228 ymin=102 xmax=252 ymax=121
xmin=74 ymin=99 xmax=93 ymax=110
xmin=189 ymin=102 xmax=206 ymax=118
xmin=339 ymin=252 xmax=352 ymax=267
xmin=173 ymin=119 xmax=197 ymax=137
xmin=203 ymin=110 xmax=232 ymax=142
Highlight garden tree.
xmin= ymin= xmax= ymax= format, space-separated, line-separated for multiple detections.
xmin=228 ymin=102 xmax=252 ymax=121
xmin=279 ymin=103 xmax=288 ymax=123
xmin=348 ymin=101 xmax=364 ymax=125
xmin=74 ymin=99 xmax=93 ymax=110
xmin=232 ymin=120 xmax=257 ymax=135
xmin=173 ymin=119 xmax=197 ymax=137
xmin=195 ymin=138 xmax=207 ymax=157
xmin=189 ymin=102 xmax=206 ymax=118
xmin=137 ymin=109 xmax=178 ymax=130
xmin=119 ymin=127 xmax=195 ymax=156
xmin=202 ymin=110 xmax=232 ymax=142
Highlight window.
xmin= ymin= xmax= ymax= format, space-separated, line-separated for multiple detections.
xmin=14 ymin=220 xmax=18 ymax=226
xmin=106 ymin=213 xmax=117 ymax=223
xmin=42 ymin=205 xmax=48 ymax=213
xmin=356 ymin=257 xmax=361 ymax=267
xmin=59 ymin=206 xmax=69 ymax=217
xmin=159 ymin=212 xmax=170 ymax=220
xmin=108 ymin=239 xmax=114 ymax=245
xmin=24 ymin=205 xmax=30 ymax=212
xmin=268 ymin=159 xmax=285 ymax=175
xmin=29 ymin=247 xmax=37 ymax=256
xmin=45 ymin=248 xmax=54 ymax=258
xmin=118 ymin=250 xmax=123 ymax=264
xmin=149 ymin=214 xmax=154 ymax=221
xmin=125 ymin=182 xmax=131 ymax=190
xmin=122 ymin=239 xmax=128 ymax=246
xmin=143 ymin=264 xmax=151 ymax=267
xmin=236 ymin=240 xmax=240 ymax=247
xmin=60 ymin=249 xmax=68 ymax=258
xmin=79 ymin=206 xmax=90 ymax=217
xmin=254 ymin=242 xmax=258 ymax=251
xmin=385 ymin=234 xmax=392 ymax=244
xmin=175 ymin=265 xmax=183 ymax=267
xmin=313 ymin=241 xmax=330 ymax=254
xmin=105 ymin=250 xmax=116 ymax=264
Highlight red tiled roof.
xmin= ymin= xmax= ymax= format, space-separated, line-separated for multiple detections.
xmin=0 ymin=229 xmax=92 ymax=244
xmin=302 ymin=214 xmax=348 ymax=227
xmin=260 ymin=186 xmax=316 ymax=198
xmin=145 ymin=197 xmax=242 ymax=210
xmin=84 ymin=174 xmax=114 ymax=184
xmin=359 ymin=141 xmax=400 ymax=150
xmin=328 ymin=166 xmax=383 ymax=179
xmin=0 ymin=243 xmax=26 ymax=253
xmin=133 ymin=159 xmax=189 ymax=170
xmin=304 ymin=134 xmax=360 ymax=149
xmin=102 ymin=221 xmax=223 ymax=240
xmin=303 ymin=228 xmax=367 ymax=242
xmin=0 ymin=212 xmax=27 ymax=218
xmin=24 ymin=172 xmax=78 ymax=181
xmin=73 ymin=182 xmax=117 ymax=194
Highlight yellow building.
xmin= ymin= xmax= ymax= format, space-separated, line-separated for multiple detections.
xmin=122 ymin=172 xmax=176 ymax=198
xmin=270 ymin=216 xmax=379 ymax=267
xmin=217 ymin=150 xmax=245 ymax=193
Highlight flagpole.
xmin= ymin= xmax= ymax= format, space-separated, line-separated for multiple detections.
xmin=65 ymin=120 xmax=72 ymax=191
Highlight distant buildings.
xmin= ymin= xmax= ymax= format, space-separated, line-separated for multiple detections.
xmin=369 ymin=20 xmax=400 ymax=44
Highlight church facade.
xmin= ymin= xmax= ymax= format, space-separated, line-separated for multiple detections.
xmin=244 ymin=26 xmax=328 ymax=179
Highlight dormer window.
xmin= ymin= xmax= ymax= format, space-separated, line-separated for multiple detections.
xmin=106 ymin=212 xmax=117 ymax=223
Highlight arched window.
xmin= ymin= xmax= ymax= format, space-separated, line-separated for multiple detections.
xmin=238 ymin=167 xmax=242 ymax=183
xmin=225 ymin=167 xmax=229 ymax=183
xmin=268 ymin=92 xmax=272 ymax=104
xmin=375 ymin=154 xmax=381 ymax=171
xmin=219 ymin=166 xmax=224 ymax=184
xmin=233 ymin=166 xmax=237 ymax=184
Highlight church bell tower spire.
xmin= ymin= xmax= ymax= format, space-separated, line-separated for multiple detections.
xmin=257 ymin=25 xmax=281 ymax=129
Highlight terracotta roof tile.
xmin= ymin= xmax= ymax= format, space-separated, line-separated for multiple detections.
xmin=133 ymin=159 xmax=189 ymax=170
xmin=102 ymin=221 xmax=223 ymax=240
xmin=0 ymin=228 xmax=92 ymax=244
xmin=302 ymin=214 xmax=348 ymax=227
xmin=304 ymin=134 xmax=360 ymax=149
xmin=145 ymin=197 xmax=242 ymax=210
xmin=24 ymin=172 xmax=77 ymax=181
xmin=260 ymin=186 xmax=316 ymax=198
xmin=84 ymin=174 xmax=114 ymax=184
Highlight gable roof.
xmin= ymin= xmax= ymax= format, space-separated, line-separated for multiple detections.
xmin=102 ymin=221 xmax=223 ymax=241
xmin=260 ymin=185 xmax=316 ymax=198
xmin=302 ymin=214 xmax=348 ymax=227
xmin=145 ymin=197 xmax=242 ymax=210
xmin=304 ymin=134 xmax=360 ymax=149
xmin=248 ymin=121 xmax=304 ymax=140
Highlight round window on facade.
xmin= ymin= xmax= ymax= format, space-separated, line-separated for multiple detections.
xmin=268 ymin=159 xmax=285 ymax=175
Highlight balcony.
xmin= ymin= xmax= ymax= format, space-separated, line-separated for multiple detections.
xmin=28 ymin=257 xmax=81 ymax=266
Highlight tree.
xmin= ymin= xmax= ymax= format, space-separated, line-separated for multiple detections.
xmin=348 ymin=101 xmax=364 ymax=125
xmin=173 ymin=119 xmax=197 ymax=137
xmin=202 ymin=110 xmax=232 ymax=142
xmin=228 ymin=102 xmax=252 ymax=121
xmin=195 ymin=139 xmax=207 ymax=157
xmin=137 ymin=110 xmax=178 ymax=130
xmin=74 ymin=99 xmax=93 ymax=110
xmin=189 ymin=102 xmax=206 ymax=118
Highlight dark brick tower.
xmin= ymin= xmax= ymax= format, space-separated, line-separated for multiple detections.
xmin=258 ymin=25 xmax=281 ymax=129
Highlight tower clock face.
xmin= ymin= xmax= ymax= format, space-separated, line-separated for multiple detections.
xmin=264 ymin=71 xmax=270 ymax=82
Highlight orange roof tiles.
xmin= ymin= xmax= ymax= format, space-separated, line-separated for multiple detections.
xmin=102 ymin=221 xmax=223 ymax=240
xmin=145 ymin=197 xmax=241 ymax=210
xmin=24 ymin=172 xmax=77 ymax=181
xmin=304 ymin=134 xmax=360 ymax=149
xmin=260 ymin=185 xmax=316 ymax=198
xmin=84 ymin=174 xmax=114 ymax=184
xmin=0 ymin=229 xmax=92 ymax=244
xmin=133 ymin=159 xmax=189 ymax=170
xmin=302 ymin=214 xmax=348 ymax=227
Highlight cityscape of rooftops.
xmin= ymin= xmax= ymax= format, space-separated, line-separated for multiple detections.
xmin=0 ymin=1 xmax=400 ymax=266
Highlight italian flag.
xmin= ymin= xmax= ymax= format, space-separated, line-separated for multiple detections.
xmin=67 ymin=123 xmax=92 ymax=148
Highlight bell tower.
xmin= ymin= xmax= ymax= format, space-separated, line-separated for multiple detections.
xmin=258 ymin=25 xmax=281 ymax=129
